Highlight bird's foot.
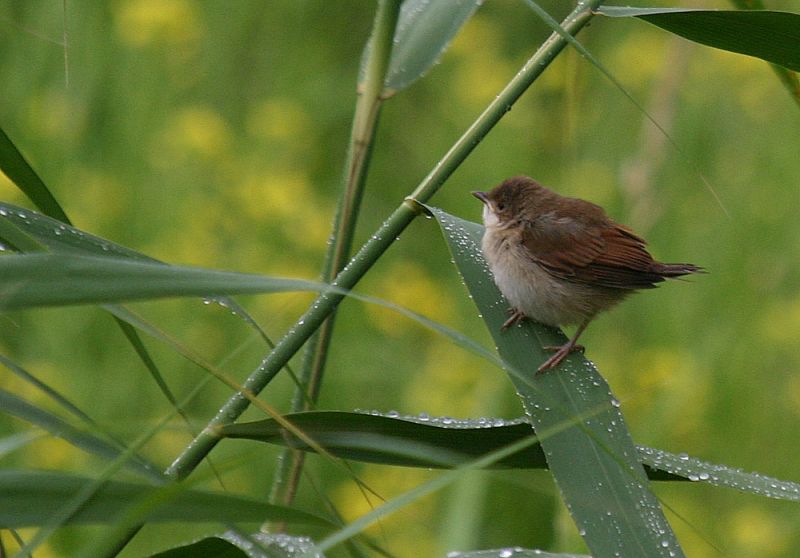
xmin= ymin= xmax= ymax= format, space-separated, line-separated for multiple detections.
xmin=501 ymin=308 xmax=527 ymax=331
xmin=537 ymin=342 xmax=584 ymax=374
xmin=542 ymin=344 xmax=584 ymax=353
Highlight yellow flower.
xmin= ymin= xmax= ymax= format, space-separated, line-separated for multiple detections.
xmin=114 ymin=0 xmax=201 ymax=48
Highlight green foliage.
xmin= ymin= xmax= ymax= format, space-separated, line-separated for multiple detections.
xmin=1 ymin=1 xmax=800 ymax=557
xmin=222 ymin=410 xmax=800 ymax=499
xmin=0 ymin=252 xmax=330 ymax=310
xmin=596 ymin=8 xmax=800 ymax=72
xmin=0 ymin=128 xmax=69 ymax=223
xmin=151 ymin=533 xmax=323 ymax=558
xmin=1 ymin=470 xmax=333 ymax=527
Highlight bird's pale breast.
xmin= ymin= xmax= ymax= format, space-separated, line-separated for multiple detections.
xmin=481 ymin=226 xmax=623 ymax=327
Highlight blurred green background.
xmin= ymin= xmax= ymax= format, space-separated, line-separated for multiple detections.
xmin=1 ymin=1 xmax=800 ymax=556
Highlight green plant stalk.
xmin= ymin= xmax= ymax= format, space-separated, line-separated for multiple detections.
xmin=165 ymin=0 xmax=604 ymax=482
xmin=268 ymin=0 xmax=402 ymax=514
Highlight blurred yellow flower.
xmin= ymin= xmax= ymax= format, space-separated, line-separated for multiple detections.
xmin=26 ymin=89 xmax=79 ymax=140
xmin=760 ymin=296 xmax=800 ymax=344
xmin=147 ymin=194 xmax=225 ymax=264
xmin=331 ymin=465 xmax=437 ymax=556
xmin=450 ymin=18 xmax=514 ymax=107
xmin=367 ymin=260 xmax=456 ymax=337
xmin=236 ymin=169 xmax=331 ymax=250
xmin=618 ymin=345 xmax=707 ymax=438
xmin=238 ymin=170 xmax=311 ymax=220
xmin=114 ymin=0 xmax=201 ymax=48
xmin=67 ymin=167 xmax=129 ymax=226
xmin=246 ymin=98 xmax=312 ymax=142
xmin=728 ymin=506 xmax=789 ymax=556
xmin=610 ymin=29 xmax=669 ymax=88
xmin=785 ymin=374 xmax=800 ymax=418
xmin=561 ymin=159 xmax=615 ymax=208
xmin=404 ymin=339 xmax=487 ymax=416
xmin=155 ymin=106 xmax=233 ymax=162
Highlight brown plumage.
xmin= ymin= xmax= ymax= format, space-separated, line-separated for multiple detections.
xmin=473 ymin=176 xmax=701 ymax=373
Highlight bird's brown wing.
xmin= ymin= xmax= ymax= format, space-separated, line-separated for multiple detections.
xmin=522 ymin=218 xmax=665 ymax=289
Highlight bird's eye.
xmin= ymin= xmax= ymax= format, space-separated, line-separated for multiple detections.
xmin=496 ymin=203 xmax=506 ymax=211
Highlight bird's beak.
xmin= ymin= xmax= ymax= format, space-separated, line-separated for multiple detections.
xmin=471 ymin=191 xmax=489 ymax=204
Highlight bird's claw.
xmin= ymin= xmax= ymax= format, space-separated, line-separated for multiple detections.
xmin=536 ymin=343 xmax=584 ymax=374
xmin=501 ymin=308 xmax=526 ymax=331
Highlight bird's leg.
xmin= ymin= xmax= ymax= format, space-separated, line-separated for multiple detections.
xmin=537 ymin=318 xmax=592 ymax=373
xmin=501 ymin=308 xmax=527 ymax=331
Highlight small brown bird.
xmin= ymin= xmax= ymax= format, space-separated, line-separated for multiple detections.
xmin=473 ymin=176 xmax=701 ymax=373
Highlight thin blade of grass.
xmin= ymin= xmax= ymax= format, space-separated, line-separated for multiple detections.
xmin=0 ymin=127 xmax=70 ymax=223
xmin=525 ymin=0 xmax=729 ymax=218
xmin=0 ymin=388 xmax=161 ymax=482
xmin=313 ymin=435 xmax=540 ymax=555
xmin=0 ymin=203 xmax=275 ymax=342
xmin=0 ymin=253 xmax=332 ymax=310
xmin=0 ymin=239 xmax=506 ymax=377
xmin=0 ymin=354 xmax=95 ymax=424
xmin=0 ymin=431 xmax=43 ymax=458
xmin=12 ymin=376 xmax=277 ymax=556
xmin=0 ymin=202 xmax=281 ymax=457
xmin=100 ymin=304 xmax=386 ymax=508
xmin=0 ymin=470 xmax=331 ymax=528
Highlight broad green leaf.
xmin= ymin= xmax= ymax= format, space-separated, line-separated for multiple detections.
xmin=223 ymin=410 xmax=800 ymax=500
xmin=725 ymin=0 xmax=800 ymax=107
xmin=0 ymin=202 xmax=155 ymax=258
xmin=0 ymin=127 xmax=70 ymax=223
xmin=595 ymin=8 xmax=800 ymax=72
xmin=220 ymin=410 xmax=547 ymax=470
xmin=151 ymin=537 xmax=246 ymax=558
xmin=428 ymin=207 xmax=683 ymax=558
xmin=0 ymin=470 xmax=333 ymax=528
xmin=152 ymin=533 xmax=324 ymax=558
xmin=637 ymin=446 xmax=800 ymax=502
xmin=383 ymin=0 xmax=482 ymax=92
xmin=0 ymin=202 xmax=274 ymax=343
xmin=0 ymin=389 xmax=161 ymax=481
xmin=0 ymin=215 xmax=47 ymax=252
xmin=0 ymin=253 xmax=332 ymax=310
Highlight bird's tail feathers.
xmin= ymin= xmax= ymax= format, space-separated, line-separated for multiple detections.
xmin=654 ymin=263 xmax=704 ymax=278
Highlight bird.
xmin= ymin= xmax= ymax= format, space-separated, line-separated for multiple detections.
xmin=472 ymin=176 xmax=701 ymax=373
